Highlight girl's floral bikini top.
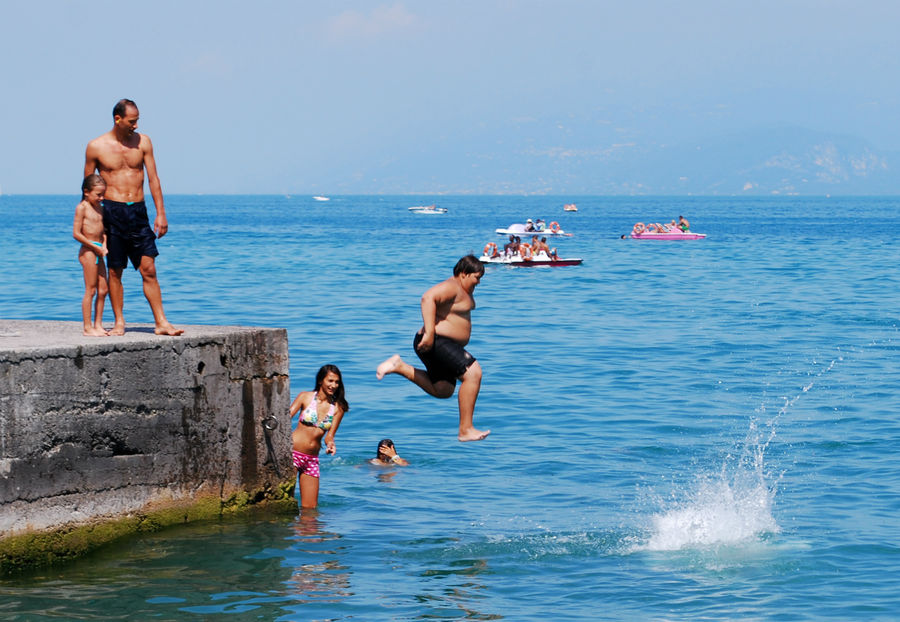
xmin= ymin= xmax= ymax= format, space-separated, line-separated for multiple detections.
xmin=300 ymin=396 xmax=336 ymax=431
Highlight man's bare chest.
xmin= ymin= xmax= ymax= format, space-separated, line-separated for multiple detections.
xmin=99 ymin=143 xmax=143 ymax=171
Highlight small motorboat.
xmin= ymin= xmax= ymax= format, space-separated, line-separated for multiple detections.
xmin=630 ymin=223 xmax=706 ymax=240
xmin=495 ymin=221 xmax=572 ymax=237
xmin=563 ymin=203 xmax=578 ymax=212
xmin=313 ymin=196 xmax=330 ymax=201
xmin=409 ymin=205 xmax=448 ymax=214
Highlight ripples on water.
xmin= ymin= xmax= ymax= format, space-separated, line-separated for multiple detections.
xmin=2 ymin=195 xmax=900 ymax=620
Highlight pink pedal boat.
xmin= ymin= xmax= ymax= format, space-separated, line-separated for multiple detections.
xmin=631 ymin=230 xmax=706 ymax=240
xmin=630 ymin=222 xmax=706 ymax=240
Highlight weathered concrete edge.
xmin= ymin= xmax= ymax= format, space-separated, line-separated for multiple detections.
xmin=0 ymin=480 xmax=297 ymax=575
xmin=0 ymin=320 xmax=298 ymax=574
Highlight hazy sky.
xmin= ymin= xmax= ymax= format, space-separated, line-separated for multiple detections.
xmin=1 ymin=0 xmax=898 ymax=194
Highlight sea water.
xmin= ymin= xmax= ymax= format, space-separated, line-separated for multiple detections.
xmin=1 ymin=195 xmax=899 ymax=620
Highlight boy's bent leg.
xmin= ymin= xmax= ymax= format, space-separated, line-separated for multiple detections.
xmin=107 ymin=267 xmax=126 ymax=335
xmin=457 ymin=361 xmax=490 ymax=442
xmin=376 ymin=354 xmax=454 ymax=398
xmin=138 ymin=256 xmax=183 ymax=336
xmin=376 ymin=354 xmax=404 ymax=380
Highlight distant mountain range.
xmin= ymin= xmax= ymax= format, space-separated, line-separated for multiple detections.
xmin=597 ymin=127 xmax=900 ymax=196
xmin=346 ymin=125 xmax=900 ymax=195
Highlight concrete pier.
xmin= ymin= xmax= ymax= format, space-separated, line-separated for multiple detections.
xmin=0 ymin=320 xmax=294 ymax=572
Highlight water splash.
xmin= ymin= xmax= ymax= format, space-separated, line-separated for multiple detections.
xmin=635 ymin=357 xmax=840 ymax=552
xmin=640 ymin=471 xmax=779 ymax=552
xmin=631 ymin=415 xmax=781 ymax=553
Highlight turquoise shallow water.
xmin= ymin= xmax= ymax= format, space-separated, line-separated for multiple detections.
xmin=1 ymin=195 xmax=900 ymax=620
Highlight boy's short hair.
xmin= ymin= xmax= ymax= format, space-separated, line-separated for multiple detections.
xmin=453 ymin=254 xmax=485 ymax=276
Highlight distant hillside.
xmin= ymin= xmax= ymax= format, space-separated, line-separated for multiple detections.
xmin=629 ymin=127 xmax=899 ymax=195
xmin=343 ymin=124 xmax=900 ymax=195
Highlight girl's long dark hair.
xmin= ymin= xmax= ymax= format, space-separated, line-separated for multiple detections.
xmin=314 ymin=364 xmax=349 ymax=412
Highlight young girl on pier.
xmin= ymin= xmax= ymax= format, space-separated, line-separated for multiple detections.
xmin=72 ymin=174 xmax=109 ymax=336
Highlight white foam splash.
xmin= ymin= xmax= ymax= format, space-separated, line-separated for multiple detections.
xmin=636 ymin=419 xmax=781 ymax=553
xmin=633 ymin=357 xmax=843 ymax=553
xmin=641 ymin=476 xmax=779 ymax=551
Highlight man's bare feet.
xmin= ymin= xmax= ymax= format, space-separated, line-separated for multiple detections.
xmin=376 ymin=354 xmax=402 ymax=380
xmin=458 ymin=428 xmax=491 ymax=442
xmin=83 ymin=326 xmax=109 ymax=337
xmin=155 ymin=323 xmax=184 ymax=336
xmin=109 ymin=323 xmax=126 ymax=336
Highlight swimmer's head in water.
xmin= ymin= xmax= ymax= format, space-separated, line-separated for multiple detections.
xmin=376 ymin=438 xmax=394 ymax=459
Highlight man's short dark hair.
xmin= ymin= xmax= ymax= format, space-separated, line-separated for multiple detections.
xmin=113 ymin=99 xmax=138 ymax=119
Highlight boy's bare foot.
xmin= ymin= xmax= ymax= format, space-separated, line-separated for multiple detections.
xmin=155 ymin=323 xmax=185 ymax=336
xmin=376 ymin=354 xmax=402 ymax=380
xmin=109 ymin=323 xmax=126 ymax=336
xmin=83 ymin=327 xmax=108 ymax=337
xmin=458 ymin=428 xmax=491 ymax=442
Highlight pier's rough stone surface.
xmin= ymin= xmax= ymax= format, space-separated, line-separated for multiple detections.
xmin=0 ymin=320 xmax=292 ymax=542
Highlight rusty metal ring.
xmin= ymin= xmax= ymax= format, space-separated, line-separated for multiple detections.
xmin=261 ymin=415 xmax=279 ymax=431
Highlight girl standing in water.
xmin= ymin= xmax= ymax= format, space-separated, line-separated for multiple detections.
xmin=290 ymin=364 xmax=349 ymax=508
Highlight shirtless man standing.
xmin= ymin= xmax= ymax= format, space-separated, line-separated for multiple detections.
xmin=376 ymin=255 xmax=490 ymax=442
xmin=84 ymin=99 xmax=182 ymax=336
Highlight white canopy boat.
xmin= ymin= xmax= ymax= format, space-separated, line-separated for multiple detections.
xmin=495 ymin=221 xmax=572 ymax=237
